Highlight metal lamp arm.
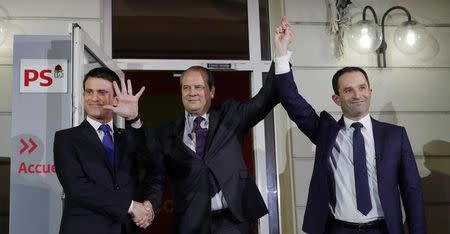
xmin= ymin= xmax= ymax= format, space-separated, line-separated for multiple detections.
xmin=363 ymin=6 xmax=379 ymax=24
xmin=381 ymin=6 xmax=412 ymax=45
xmin=378 ymin=6 xmax=413 ymax=67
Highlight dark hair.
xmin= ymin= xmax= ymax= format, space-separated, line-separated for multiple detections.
xmin=180 ymin=66 xmax=215 ymax=89
xmin=83 ymin=67 xmax=121 ymax=94
xmin=332 ymin=67 xmax=370 ymax=95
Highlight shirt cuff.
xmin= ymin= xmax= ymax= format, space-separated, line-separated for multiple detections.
xmin=128 ymin=200 xmax=134 ymax=214
xmin=275 ymin=50 xmax=292 ymax=75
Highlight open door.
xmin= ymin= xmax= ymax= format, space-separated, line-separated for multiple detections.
xmin=10 ymin=24 xmax=122 ymax=234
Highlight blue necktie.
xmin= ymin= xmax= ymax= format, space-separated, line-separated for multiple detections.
xmin=351 ymin=122 xmax=372 ymax=215
xmin=99 ymin=124 xmax=114 ymax=166
xmin=193 ymin=117 xmax=220 ymax=197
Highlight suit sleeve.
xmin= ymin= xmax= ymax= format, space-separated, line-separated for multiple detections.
xmin=236 ymin=62 xmax=279 ymax=131
xmin=398 ymin=127 xmax=427 ymax=233
xmin=128 ymin=126 xmax=166 ymax=215
xmin=53 ymin=131 xmax=131 ymax=221
xmin=274 ymin=70 xmax=320 ymax=143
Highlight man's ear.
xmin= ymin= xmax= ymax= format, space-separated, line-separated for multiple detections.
xmin=332 ymin=94 xmax=341 ymax=106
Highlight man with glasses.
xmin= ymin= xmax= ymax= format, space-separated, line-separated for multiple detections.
xmin=54 ymin=67 xmax=165 ymax=234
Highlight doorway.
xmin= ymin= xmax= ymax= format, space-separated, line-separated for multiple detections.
xmin=126 ymin=70 xmax=255 ymax=233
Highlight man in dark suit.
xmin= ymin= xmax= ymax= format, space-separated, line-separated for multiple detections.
xmin=274 ymin=20 xmax=426 ymax=233
xmin=155 ymin=19 xmax=290 ymax=234
xmin=54 ymin=67 xmax=165 ymax=234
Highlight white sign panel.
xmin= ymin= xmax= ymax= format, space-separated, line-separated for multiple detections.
xmin=20 ymin=59 xmax=68 ymax=93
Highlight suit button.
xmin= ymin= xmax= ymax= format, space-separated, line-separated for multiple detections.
xmin=115 ymin=186 xmax=120 ymax=191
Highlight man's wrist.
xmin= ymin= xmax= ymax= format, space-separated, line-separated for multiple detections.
xmin=126 ymin=114 xmax=141 ymax=124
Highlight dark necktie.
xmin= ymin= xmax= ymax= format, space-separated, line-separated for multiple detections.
xmin=193 ymin=117 xmax=220 ymax=197
xmin=193 ymin=117 xmax=208 ymax=157
xmin=351 ymin=122 xmax=372 ymax=215
xmin=99 ymin=124 xmax=114 ymax=166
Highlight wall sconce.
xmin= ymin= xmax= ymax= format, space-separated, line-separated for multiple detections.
xmin=347 ymin=5 xmax=431 ymax=68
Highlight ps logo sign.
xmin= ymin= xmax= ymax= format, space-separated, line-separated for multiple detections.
xmin=20 ymin=59 xmax=68 ymax=93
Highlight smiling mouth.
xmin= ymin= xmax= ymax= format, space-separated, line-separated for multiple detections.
xmin=88 ymin=104 xmax=103 ymax=108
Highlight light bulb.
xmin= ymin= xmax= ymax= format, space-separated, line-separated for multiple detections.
xmin=394 ymin=21 xmax=429 ymax=54
xmin=347 ymin=20 xmax=382 ymax=54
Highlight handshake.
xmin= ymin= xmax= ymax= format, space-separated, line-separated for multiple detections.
xmin=130 ymin=200 xmax=154 ymax=229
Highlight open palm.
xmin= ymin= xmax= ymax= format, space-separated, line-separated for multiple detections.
xmin=104 ymin=78 xmax=145 ymax=119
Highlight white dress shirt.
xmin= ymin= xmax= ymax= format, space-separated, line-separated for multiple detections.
xmin=329 ymin=114 xmax=384 ymax=222
xmin=274 ymin=51 xmax=292 ymax=75
xmin=86 ymin=116 xmax=114 ymax=141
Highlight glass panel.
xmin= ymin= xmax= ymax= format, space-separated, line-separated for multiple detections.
xmin=83 ymin=48 xmax=103 ymax=72
xmin=259 ymin=0 xmax=271 ymax=60
xmin=83 ymin=48 xmax=100 ymax=65
xmin=112 ymin=0 xmax=249 ymax=59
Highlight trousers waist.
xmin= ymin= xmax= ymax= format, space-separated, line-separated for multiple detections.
xmin=331 ymin=218 xmax=386 ymax=230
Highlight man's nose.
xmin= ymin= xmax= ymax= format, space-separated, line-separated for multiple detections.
xmin=353 ymin=90 xmax=362 ymax=99
xmin=188 ymin=88 xmax=197 ymax=95
xmin=91 ymin=92 xmax=100 ymax=100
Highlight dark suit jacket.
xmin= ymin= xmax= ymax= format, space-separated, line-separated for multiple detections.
xmin=275 ymin=71 xmax=426 ymax=234
xmin=157 ymin=65 xmax=278 ymax=234
xmin=54 ymin=120 xmax=165 ymax=234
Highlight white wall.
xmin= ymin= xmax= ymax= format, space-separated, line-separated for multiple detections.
xmin=0 ymin=0 xmax=104 ymax=157
xmin=277 ymin=0 xmax=450 ymax=233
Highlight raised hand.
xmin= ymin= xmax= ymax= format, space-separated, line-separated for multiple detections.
xmin=274 ymin=16 xmax=294 ymax=57
xmin=103 ymin=78 xmax=145 ymax=119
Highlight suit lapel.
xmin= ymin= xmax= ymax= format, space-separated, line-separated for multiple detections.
xmin=170 ymin=115 xmax=197 ymax=158
xmin=80 ymin=120 xmax=115 ymax=175
xmin=324 ymin=116 xmax=344 ymax=210
xmin=371 ymin=118 xmax=384 ymax=171
xmin=337 ymin=117 xmax=345 ymax=127
xmin=325 ymin=117 xmax=344 ymax=160
xmin=205 ymin=109 xmax=220 ymax=155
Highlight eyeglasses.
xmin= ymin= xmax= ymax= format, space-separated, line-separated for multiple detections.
xmin=84 ymin=89 xmax=110 ymax=97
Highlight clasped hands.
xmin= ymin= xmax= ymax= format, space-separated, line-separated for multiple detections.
xmin=130 ymin=200 xmax=154 ymax=229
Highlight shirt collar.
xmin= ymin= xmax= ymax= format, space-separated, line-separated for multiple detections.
xmin=185 ymin=111 xmax=209 ymax=128
xmin=343 ymin=114 xmax=372 ymax=131
xmin=86 ymin=116 xmax=114 ymax=132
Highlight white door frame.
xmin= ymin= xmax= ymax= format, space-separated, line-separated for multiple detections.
xmin=71 ymin=23 xmax=125 ymax=127
xmin=102 ymin=0 xmax=273 ymax=233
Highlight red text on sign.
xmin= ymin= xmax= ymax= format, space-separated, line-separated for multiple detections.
xmin=24 ymin=69 xmax=53 ymax=87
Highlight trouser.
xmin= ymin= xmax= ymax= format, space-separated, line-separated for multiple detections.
xmin=211 ymin=209 xmax=252 ymax=234
xmin=326 ymin=217 xmax=388 ymax=234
